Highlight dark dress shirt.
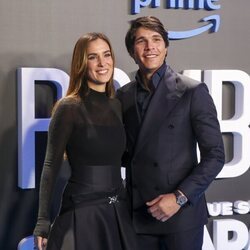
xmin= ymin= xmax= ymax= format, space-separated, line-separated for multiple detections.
xmin=136 ymin=63 xmax=167 ymax=120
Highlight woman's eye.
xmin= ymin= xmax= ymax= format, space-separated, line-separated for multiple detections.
xmin=88 ymin=55 xmax=97 ymax=60
xmin=104 ymin=53 xmax=111 ymax=58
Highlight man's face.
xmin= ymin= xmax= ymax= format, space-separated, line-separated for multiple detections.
xmin=132 ymin=27 xmax=168 ymax=78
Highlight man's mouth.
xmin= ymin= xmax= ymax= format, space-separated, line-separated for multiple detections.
xmin=144 ymin=54 xmax=157 ymax=58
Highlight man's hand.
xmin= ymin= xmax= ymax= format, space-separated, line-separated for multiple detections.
xmin=146 ymin=193 xmax=181 ymax=222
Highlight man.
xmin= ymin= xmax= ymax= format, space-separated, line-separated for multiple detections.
xmin=117 ymin=16 xmax=225 ymax=250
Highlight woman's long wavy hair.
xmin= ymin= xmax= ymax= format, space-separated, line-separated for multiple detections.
xmin=66 ymin=32 xmax=115 ymax=99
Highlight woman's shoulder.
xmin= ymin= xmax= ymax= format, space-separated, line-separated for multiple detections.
xmin=53 ymin=96 xmax=81 ymax=114
xmin=59 ymin=96 xmax=81 ymax=105
xmin=109 ymin=96 xmax=122 ymax=106
xmin=57 ymin=96 xmax=81 ymax=107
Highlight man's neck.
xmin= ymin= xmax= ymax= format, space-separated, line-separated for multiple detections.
xmin=139 ymin=70 xmax=154 ymax=87
xmin=138 ymin=63 xmax=167 ymax=90
xmin=142 ymin=74 xmax=152 ymax=87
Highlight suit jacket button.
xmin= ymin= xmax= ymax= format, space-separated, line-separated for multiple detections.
xmin=153 ymin=162 xmax=158 ymax=167
xmin=168 ymin=124 xmax=174 ymax=129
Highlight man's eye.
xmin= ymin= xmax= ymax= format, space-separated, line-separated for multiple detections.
xmin=153 ymin=38 xmax=162 ymax=42
xmin=135 ymin=39 xmax=144 ymax=44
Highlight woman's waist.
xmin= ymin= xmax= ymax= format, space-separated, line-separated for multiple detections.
xmin=63 ymin=179 xmax=124 ymax=196
xmin=60 ymin=183 xmax=126 ymax=214
xmin=69 ymin=164 xmax=122 ymax=186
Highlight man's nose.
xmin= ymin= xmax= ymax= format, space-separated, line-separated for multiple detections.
xmin=145 ymin=40 xmax=154 ymax=50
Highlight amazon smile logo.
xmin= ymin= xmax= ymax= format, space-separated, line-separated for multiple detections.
xmin=131 ymin=0 xmax=221 ymax=40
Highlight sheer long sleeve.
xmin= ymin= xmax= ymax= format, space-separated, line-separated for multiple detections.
xmin=33 ymin=98 xmax=75 ymax=238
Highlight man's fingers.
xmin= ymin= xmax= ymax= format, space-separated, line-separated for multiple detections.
xmin=161 ymin=216 xmax=169 ymax=222
xmin=146 ymin=195 xmax=162 ymax=206
xmin=151 ymin=209 xmax=161 ymax=217
xmin=151 ymin=209 xmax=169 ymax=221
xmin=147 ymin=204 xmax=159 ymax=213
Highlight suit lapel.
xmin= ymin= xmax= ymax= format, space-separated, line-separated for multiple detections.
xmin=122 ymin=81 xmax=142 ymax=148
xmin=134 ymin=67 xmax=187 ymax=156
xmin=126 ymin=81 xmax=141 ymax=124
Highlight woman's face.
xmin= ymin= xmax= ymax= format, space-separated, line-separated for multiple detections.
xmin=86 ymin=38 xmax=113 ymax=90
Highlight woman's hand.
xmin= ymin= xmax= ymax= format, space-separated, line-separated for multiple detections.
xmin=34 ymin=236 xmax=48 ymax=250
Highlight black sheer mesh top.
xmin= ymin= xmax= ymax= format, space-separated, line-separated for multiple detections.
xmin=34 ymin=88 xmax=126 ymax=237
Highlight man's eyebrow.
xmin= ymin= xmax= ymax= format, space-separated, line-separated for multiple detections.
xmin=152 ymin=34 xmax=163 ymax=38
xmin=135 ymin=36 xmax=145 ymax=41
xmin=135 ymin=34 xmax=162 ymax=41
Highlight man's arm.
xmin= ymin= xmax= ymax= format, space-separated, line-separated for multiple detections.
xmin=147 ymin=83 xmax=225 ymax=221
xmin=177 ymin=83 xmax=225 ymax=204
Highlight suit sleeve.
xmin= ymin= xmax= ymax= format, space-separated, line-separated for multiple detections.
xmin=116 ymin=89 xmax=130 ymax=168
xmin=178 ymin=83 xmax=225 ymax=205
xmin=33 ymin=99 xmax=74 ymax=238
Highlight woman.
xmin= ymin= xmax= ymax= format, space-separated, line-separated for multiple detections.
xmin=33 ymin=33 xmax=137 ymax=250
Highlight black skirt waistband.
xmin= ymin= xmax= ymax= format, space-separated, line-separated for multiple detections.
xmin=60 ymin=185 xmax=126 ymax=215
xmin=69 ymin=164 xmax=122 ymax=188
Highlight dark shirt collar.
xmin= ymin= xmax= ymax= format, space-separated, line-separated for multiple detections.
xmin=136 ymin=63 xmax=167 ymax=90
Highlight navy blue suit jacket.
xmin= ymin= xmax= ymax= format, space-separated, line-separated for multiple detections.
xmin=117 ymin=66 xmax=225 ymax=234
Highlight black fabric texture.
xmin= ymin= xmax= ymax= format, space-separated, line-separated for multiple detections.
xmin=33 ymin=89 xmax=137 ymax=249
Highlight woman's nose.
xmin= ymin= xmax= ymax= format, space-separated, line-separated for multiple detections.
xmin=98 ymin=56 xmax=105 ymax=66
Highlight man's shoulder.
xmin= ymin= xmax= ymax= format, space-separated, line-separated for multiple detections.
xmin=117 ymin=80 xmax=137 ymax=94
xmin=174 ymin=73 xmax=210 ymax=99
xmin=176 ymin=73 xmax=201 ymax=89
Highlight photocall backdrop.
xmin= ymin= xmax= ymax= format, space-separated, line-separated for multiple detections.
xmin=0 ymin=1 xmax=250 ymax=249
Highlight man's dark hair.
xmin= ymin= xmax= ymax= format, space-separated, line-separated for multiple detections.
xmin=125 ymin=16 xmax=169 ymax=57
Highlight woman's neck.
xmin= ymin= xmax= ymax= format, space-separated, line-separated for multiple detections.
xmin=87 ymin=82 xmax=106 ymax=92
